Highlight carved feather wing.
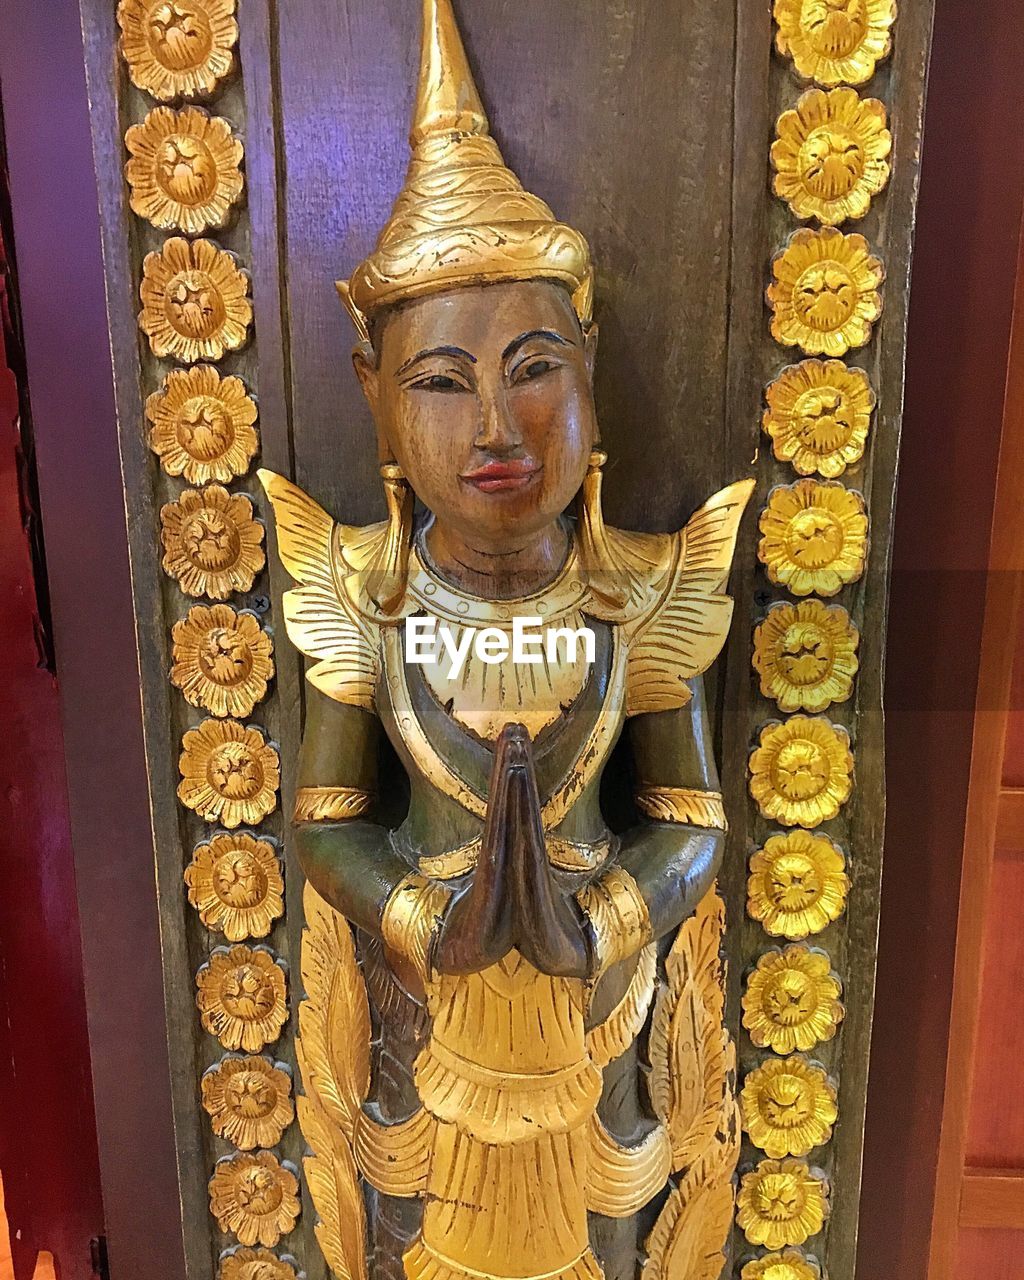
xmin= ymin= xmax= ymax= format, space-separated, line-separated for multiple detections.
xmin=297 ymin=883 xmax=372 ymax=1280
xmin=648 ymin=888 xmax=732 ymax=1174
xmin=625 ymin=478 xmax=755 ymax=716
xmin=258 ymin=469 xmax=380 ymax=709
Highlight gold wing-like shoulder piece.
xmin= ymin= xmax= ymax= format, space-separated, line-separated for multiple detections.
xmin=296 ymin=883 xmax=372 ymax=1280
xmin=623 ymin=478 xmax=755 ymax=717
xmin=258 ymin=470 xmax=381 ymax=710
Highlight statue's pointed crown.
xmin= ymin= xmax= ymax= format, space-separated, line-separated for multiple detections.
xmin=339 ymin=0 xmax=593 ymax=339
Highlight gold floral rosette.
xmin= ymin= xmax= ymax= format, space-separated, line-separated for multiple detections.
xmin=742 ymin=946 xmax=845 ymax=1055
xmin=201 ymin=1054 xmax=294 ymax=1149
xmin=208 ymin=1150 xmax=300 ymax=1247
xmin=740 ymin=1056 xmax=838 ymax=1158
xmin=754 ymin=599 xmax=859 ymax=714
xmin=161 ymin=486 xmax=266 ymax=601
xmin=741 ymin=1250 xmax=823 ymax=1280
xmin=768 ymin=228 xmax=884 ymax=357
xmin=758 ymin=481 xmax=868 ymax=598
xmin=140 ymin=238 xmax=252 ymax=363
xmin=737 ymin=1158 xmax=830 ymax=1250
xmin=117 ymin=0 xmax=239 ymax=100
xmin=185 ymin=832 xmax=284 ymax=940
xmin=749 ymin=716 xmax=854 ymax=829
xmin=773 ymin=0 xmax=897 ymax=87
xmin=125 ymin=107 xmax=244 ymax=234
xmin=148 ymin=366 xmax=259 ymax=486
xmin=219 ymin=1249 xmax=300 ymax=1280
xmin=196 ymin=945 xmax=288 ymax=1053
xmin=748 ymin=830 xmax=849 ymax=940
xmin=171 ymin=605 xmax=274 ymax=719
xmin=178 ymin=719 xmax=280 ymax=828
xmin=763 ymin=359 xmax=875 ymax=479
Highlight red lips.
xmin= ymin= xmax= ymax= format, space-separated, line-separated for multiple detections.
xmin=460 ymin=457 xmax=541 ymax=493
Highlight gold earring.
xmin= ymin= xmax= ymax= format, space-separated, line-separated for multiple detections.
xmin=577 ymin=448 xmax=633 ymax=613
xmin=363 ymin=462 xmax=413 ymax=617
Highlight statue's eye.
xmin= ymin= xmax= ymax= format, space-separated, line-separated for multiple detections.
xmin=515 ymin=358 xmax=557 ymax=383
xmin=413 ymin=373 xmax=465 ymax=392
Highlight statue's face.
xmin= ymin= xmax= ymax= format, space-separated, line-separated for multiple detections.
xmin=354 ymin=279 xmax=598 ymax=552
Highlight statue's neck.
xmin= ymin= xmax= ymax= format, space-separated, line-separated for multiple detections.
xmin=422 ymin=518 xmax=571 ymax=601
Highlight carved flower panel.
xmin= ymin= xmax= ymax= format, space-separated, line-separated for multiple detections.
xmin=219 ymin=1249 xmax=301 ymax=1280
xmin=178 ymin=719 xmax=280 ymax=828
xmin=758 ymin=480 xmax=868 ymax=598
xmin=117 ymin=0 xmax=238 ymax=100
xmin=208 ymin=1151 xmax=300 ymax=1248
xmin=749 ymin=716 xmax=854 ymax=828
xmin=196 ymin=946 xmax=288 ymax=1053
xmin=148 ymin=367 xmax=259 ymax=486
xmin=172 ymin=605 xmax=274 ymax=719
xmin=140 ymin=238 xmax=251 ymax=363
xmin=754 ymin=599 xmax=860 ymax=713
xmin=768 ymin=229 xmax=884 ymax=357
xmin=185 ymin=832 xmax=284 ymax=940
xmin=737 ymin=1158 xmax=830 ymax=1250
xmin=764 ymin=359 xmax=875 ymax=479
xmin=126 ymin=107 xmax=243 ymax=234
xmin=740 ymin=1056 xmax=839 ymax=1158
xmin=201 ymin=1055 xmax=295 ymax=1149
xmin=161 ymin=486 xmax=265 ymax=601
xmin=742 ymin=946 xmax=845 ymax=1054
xmin=740 ymin=1252 xmax=823 ymax=1280
xmin=773 ymin=0 xmax=897 ymax=86
xmin=748 ymin=831 xmax=850 ymax=939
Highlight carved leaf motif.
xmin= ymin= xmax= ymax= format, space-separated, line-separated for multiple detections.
xmin=299 ymin=1095 xmax=368 ymax=1280
xmin=641 ymin=1145 xmax=736 ymax=1280
xmin=648 ymin=889 xmax=730 ymax=1173
xmin=298 ymin=883 xmax=372 ymax=1142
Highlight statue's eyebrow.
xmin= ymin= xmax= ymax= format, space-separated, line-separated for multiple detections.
xmin=396 ymin=345 xmax=477 ymax=376
xmin=502 ymin=329 xmax=574 ymax=362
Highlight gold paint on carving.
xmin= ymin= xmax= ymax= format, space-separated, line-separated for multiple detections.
xmin=148 ymin=366 xmax=259 ymax=486
xmin=578 ymin=866 xmax=653 ymax=978
xmin=758 ymin=480 xmax=868 ymax=597
xmin=172 ymin=605 xmax=274 ymax=718
xmin=117 ymin=0 xmax=238 ymax=100
xmin=201 ymin=1055 xmax=295 ymax=1150
xmin=741 ymin=1250 xmax=823 ymax=1280
xmin=208 ymin=1150 xmax=300 ymax=1248
xmin=641 ymin=1165 xmax=737 ymax=1280
xmin=742 ymin=947 xmax=845 ymax=1054
xmin=772 ymin=89 xmax=891 ymax=225
xmin=196 ymin=946 xmax=288 ymax=1052
xmin=774 ymin=0 xmax=896 ymax=87
xmin=342 ymin=0 xmax=593 ymax=333
xmin=586 ymin=943 xmax=657 ymax=1069
xmin=160 ymin=485 xmax=265 ymax=600
xmin=748 ymin=831 xmax=850 ymax=939
xmin=178 ymin=719 xmax=280 ymax=828
xmin=741 ymin=1056 xmax=838 ymax=1159
xmin=296 ymin=884 xmax=371 ymax=1280
xmin=418 ymin=832 xmax=611 ymax=881
xmin=749 ymin=716 xmax=854 ymax=828
xmin=219 ymin=1249 xmax=300 ymax=1280
xmin=635 ymin=787 xmax=727 ymax=830
xmin=140 ymin=237 xmax=252 ymax=363
xmin=125 ymin=107 xmax=243 ymax=233
xmin=736 ymin=1157 xmax=830 ymax=1250
xmin=763 ymin=359 xmax=875 ymax=478
xmin=753 ymin=600 xmax=859 ymax=713
xmin=381 ymin=874 xmax=451 ymax=984
xmin=185 ymin=832 xmax=284 ymax=941
xmin=768 ymin=228 xmax=884 ymax=357
xmin=293 ymin=786 xmax=375 ymax=823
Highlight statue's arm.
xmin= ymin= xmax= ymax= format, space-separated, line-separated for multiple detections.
xmin=578 ymin=676 xmax=725 ymax=975
xmin=295 ymin=689 xmax=447 ymax=959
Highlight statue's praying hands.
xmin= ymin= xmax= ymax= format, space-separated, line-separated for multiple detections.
xmin=434 ymin=723 xmax=592 ymax=978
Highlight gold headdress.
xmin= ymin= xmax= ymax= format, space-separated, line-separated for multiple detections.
xmin=339 ymin=0 xmax=594 ymax=340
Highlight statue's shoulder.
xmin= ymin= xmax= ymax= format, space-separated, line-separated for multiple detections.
xmin=258 ymin=470 xmax=383 ymax=711
xmin=598 ymin=479 xmax=755 ymax=718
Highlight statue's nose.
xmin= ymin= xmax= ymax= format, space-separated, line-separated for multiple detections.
xmin=474 ymin=388 xmax=522 ymax=455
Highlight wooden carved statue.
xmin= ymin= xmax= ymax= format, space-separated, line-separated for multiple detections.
xmin=261 ymin=3 xmax=754 ymax=1278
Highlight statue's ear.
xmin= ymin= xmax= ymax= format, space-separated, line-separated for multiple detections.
xmin=352 ymin=343 xmax=396 ymax=464
xmin=583 ymin=321 xmax=599 ymax=383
